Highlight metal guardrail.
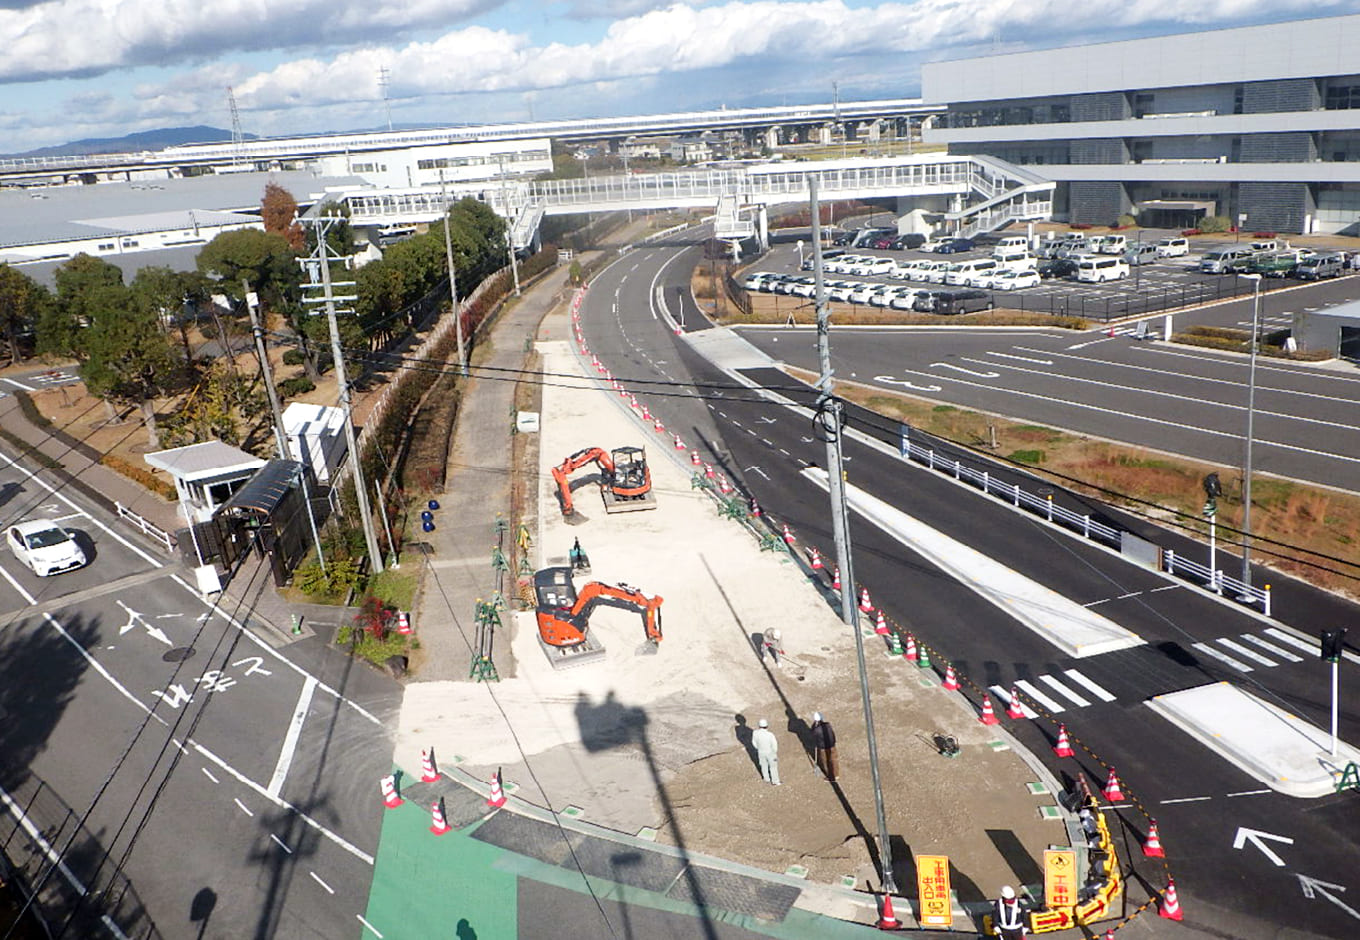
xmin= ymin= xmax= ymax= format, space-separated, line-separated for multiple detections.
xmin=114 ymin=501 xmax=176 ymax=553
xmin=898 ymin=428 xmax=1273 ymax=617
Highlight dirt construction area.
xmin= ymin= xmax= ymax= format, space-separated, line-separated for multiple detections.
xmin=396 ymin=327 xmax=1069 ymax=905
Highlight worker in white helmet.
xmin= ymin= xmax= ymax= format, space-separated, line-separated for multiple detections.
xmin=752 ymin=718 xmax=780 ymax=785
xmin=993 ymin=885 xmax=1028 ymax=939
xmin=761 ymin=627 xmax=784 ymax=666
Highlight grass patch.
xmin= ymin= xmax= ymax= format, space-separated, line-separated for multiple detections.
xmin=336 ymin=624 xmax=412 ymax=668
xmin=932 ymin=404 xmax=958 ymax=413
xmin=1009 ymin=449 xmax=1046 ymax=465
xmin=366 ymin=568 xmax=418 ymax=611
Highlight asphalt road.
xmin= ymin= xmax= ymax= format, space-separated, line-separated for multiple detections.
xmin=577 ymin=233 xmax=1360 ymax=939
xmin=0 ymin=449 xmax=401 ymax=939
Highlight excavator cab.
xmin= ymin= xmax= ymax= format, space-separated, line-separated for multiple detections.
xmin=534 ymin=566 xmax=663 ymax=650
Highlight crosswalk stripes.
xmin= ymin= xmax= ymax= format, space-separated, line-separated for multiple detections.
xmin=1192 ymin=628 xmax=1320 ymax=673
xmin=988 ymin=669 xmax=1117 ymax=717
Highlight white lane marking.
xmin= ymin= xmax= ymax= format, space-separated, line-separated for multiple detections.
xmin=1264 ymin=628 xmax=1320 ymax=655
xmin=931 ymin=362 xmax=1000 ymax=378
xmin=201 ymin=767 xmax=220 ymax=784
xmin=0 ymin=781 xmax=95 ymax=901
xmin=309 ymin=871 xmax=335 ymax=894
xmin=1227 ymin=789 xmax=1272 ymax=798
xmin=1216 ymin=637 xmax=1277 ymax=667
xmin=1240 ymin=634 xmax=1302 ymax=662
xmin=358 ymin=914 xmax=385 ymax=937
xmin=745 ymin=466 xmax=769 ymax=480
xmin=234 ymin=798 xmax=254 ymax=817
xmin=42 ymin=612 xmax=168 ymax=725
xmin=0 ymin=451 xmax=163 ymax=567
xmin=1038 ymin=674 xmax=1090 ymax=707
xmin=171 ymin=576 xmax=382 ymax=726
xmin=271 ymin=833 xmax=293 ymax=854
xmin=989 ymin=685 xmax=1039 ymax=719
xmin=988 ymin=351 xmax=1053 ymax=365
xmin=1014 ymin=679 xmax=1064 ymax=713
xmin=1067 ymin=336 xmax=1117 ymax=350
xmin=187 ymin=740 xmax=374 ymax=865
xmin=1193 ymin=641 xmax=1253 ymax=672
xmin=860 ymin=364 xmax=1360 ymax=466
xmin=1161 ymin=796 xmax=1212 ymax=804
xmin=0 ymin=563 xmax=36 ymax=604
xmin=1062 ymin=669 xmax=1116 ymax=702
xmin=1 ymin=377 xmax=35 ymax=391
xmin=1151 ymin=584 xmax=1180 ymax=593
xmin=268 ymin=676 xmax=317 ymax=799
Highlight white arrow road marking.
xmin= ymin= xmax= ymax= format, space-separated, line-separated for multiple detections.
xmin=873 ymin=376 xmax=942 ymax=392
xmin=744 ymin=466 xmax=770 ymax=480
xmin=1234 ymin=827 xmax=1294 ymax=867
xmin=930 ymin=362 xmax=1000 ymax=378
xmin=1298 ymin=875 xmax=1360 ymax=920
xmin=801 ymin=436 xmax=815 ymax=444
xmin=115 ymin=600 xmax=171 ymax=646
xmin=758 ymin=416 xmax=776 ymax=424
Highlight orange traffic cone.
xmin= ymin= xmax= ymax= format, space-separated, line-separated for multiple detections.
xmin=380 ymin=774 xmax=403 ymax=809
xmin=1006 ymin=686 xmax=1027 ymax=720
xmin=876 ymin=892 xmax=902 ymax=930
xmin=979 ymin=695 xmax=1000 ymax=725
xmin=420 ymin=747 xmax=440 ymax=783
xmin=874 ymin=611 xmax=889 ymax=635
xmin=1159 ymin=877 xmax=1183 ymax=921
xmin=1053 ymin=724 xmax=1075 ymax=758
xmin=904 ymin=635 xmax=918 ymax=663
xmin=941 ymin=663 xmax=959 ymax=691
xmin=1104 ymin=768 xmax=1125 ymax=802
xmin=810 ymin=547 xmax=823 ymax=570
xmin=654 ymin=417 xmax=664 ymax=432
xmin=858 ymin=588 xmax=873 ymax=613
xmin=487 ymin=768 xmax=507 ymax=809
xmin=718 ymin=476 xmax=732 ymax=495
xmin=750 ymin=499 xmax=762 ymax=518
xmin=782 ymin=524 xmax=796 ymax=545
xmin=673 ymin=434 xmax=685 ymax=449
xmin=1144 ymin=819 xmax=1166 ymax=858
xmin=704 ymin=463 xmax=715 ymax=479
xmin=832 ymin=566 xmax=841 ymax=590
xmin=690 ymin=450 xmax=701 ymax=466
xmin=396 ymin=611 xmax=412 ymax=635
xmin=430 ymin=798 xmax=451 ymax=835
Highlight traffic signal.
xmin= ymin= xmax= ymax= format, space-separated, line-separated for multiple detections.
xmin=1320 ymin=628 xmax=1347 ymax=662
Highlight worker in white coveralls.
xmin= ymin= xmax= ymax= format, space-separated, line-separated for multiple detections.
xmin=752 ymin=718 xmax=780 ymax=785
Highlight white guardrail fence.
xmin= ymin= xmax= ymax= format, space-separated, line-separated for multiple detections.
xmin=897 ymin=427 xmax=1272 ymax=617
xmin=114 ymin=501 xmax=177 ymax=554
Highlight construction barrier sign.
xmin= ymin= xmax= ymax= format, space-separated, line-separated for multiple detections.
xmin=1043 ymin=849 xmax=1077 ymax=910
xmin=915 ymin=854 xmax=953 ymax=927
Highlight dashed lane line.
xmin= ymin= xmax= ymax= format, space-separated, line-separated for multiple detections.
xmin=234 ymin=798 xmax=254 ymax=817
xmin=358 ymin=914 xmax=385 ymax=937
xmin=310 ymin=871 xmax=335 ymax=894
xmin=271 ymin=834 xmax=294 ymax=854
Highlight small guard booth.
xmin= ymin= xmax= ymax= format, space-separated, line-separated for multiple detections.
xmin=214 ymin=459 xmax=316 ymax=587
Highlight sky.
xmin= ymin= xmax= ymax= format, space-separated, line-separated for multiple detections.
xmin=0 ymin=1 xmax=1350 ymax=153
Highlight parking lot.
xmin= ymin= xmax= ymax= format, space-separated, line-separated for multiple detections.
xmin=743 ymin=228 xmax=1357 ymax=322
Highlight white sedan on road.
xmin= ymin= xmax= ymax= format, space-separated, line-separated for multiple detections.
xmin=7 ymin=519 xmax=88 ymax=576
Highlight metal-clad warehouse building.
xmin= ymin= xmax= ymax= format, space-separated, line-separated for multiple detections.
xmin=923 ymin=14 xmax=1360 ymax=233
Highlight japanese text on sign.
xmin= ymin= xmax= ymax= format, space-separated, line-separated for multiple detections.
xmin=1044 ymin=849 xmax=1077 ymax=911
xmin=915 ymin=854 xmax=953 ymax=927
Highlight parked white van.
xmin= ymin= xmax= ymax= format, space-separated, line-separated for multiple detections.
xmin=994 ymin=236 xmax=1030 ymax=254
xmin=945 ymin=258 xmax=998 ymax=286
xmin=1155 ymin=237 xmax=1189 ymax=258
xmin=1123 ymin=244 xmax=1159 ymax=266
xmin=1199 ymin=247 xmax=1254 ymax=274
xmin=995 ymin=251 xmax=1037 ymax=271
xmin=1075 ymin=256 xmax=1129 ymax=283
xmin=1097 ymin=234 xmax=1127 ymax=255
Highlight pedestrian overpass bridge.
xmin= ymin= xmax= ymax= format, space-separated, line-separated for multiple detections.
xmin=341 ymin=153 xmax=1055 ymax=251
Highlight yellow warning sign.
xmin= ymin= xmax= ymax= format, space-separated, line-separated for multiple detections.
xmin=1044 ymin=849 xmax=1078 ymax=911
xmin=915 ymin=854 xmax=953 ymax=927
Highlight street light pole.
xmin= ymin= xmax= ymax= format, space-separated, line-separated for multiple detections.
xmin=809 ymin=174 xmax=896 ymax=898
xmin=438 ymin=170 xmax=466 ymax=375
xmin=1239 ymin=274 xmax=1262 ymax=593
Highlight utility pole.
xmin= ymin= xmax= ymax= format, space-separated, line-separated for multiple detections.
xmin=439 ymin=170 xmax=466 ymax=375
xmin=497 ymin=156 xmax=521 ymax=297
xmin=299 ymin=217 xmax=383 ymax=575
xmin=1240 ymin=274 xmax=1262 ymax=593
xmin=808 ymin=174 xmax=895 ymax=897
xmin=245 ymin=279 xmax=327 ymax=575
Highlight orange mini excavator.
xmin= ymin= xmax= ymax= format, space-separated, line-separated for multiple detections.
xmin=534 ymin=566 xmax=664 ymax=649
xmin=551 ymin=445 xmax=656 ymax=518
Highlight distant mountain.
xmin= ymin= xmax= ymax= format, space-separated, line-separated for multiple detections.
xmin=6 ymin=126 xmax=258 ymax=159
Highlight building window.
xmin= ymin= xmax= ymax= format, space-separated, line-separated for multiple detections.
xmin=1133 ymin=93 xmax=1155 ymax=118
xmin=1326 ymin=86 xmax=1360 ymax=110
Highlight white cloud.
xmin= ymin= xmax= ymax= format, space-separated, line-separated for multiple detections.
xmin=0 ymin=0 xmax=501 ymax=83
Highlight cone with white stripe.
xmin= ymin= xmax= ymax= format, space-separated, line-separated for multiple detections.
xmin=380 ymin=774 xmax=403 ymax=809
xmin=690 ymin=450 xmax=701 ymax=466
xmin=487 ymin=768 xmax=507 ymax=809
xmin=917 ymin=645 xmax=931 ymax=670
xmin=782 ymin=524 xmax=795 ymax=545
xmin=809 ymin=547 xmax=822 ymax=570
xmin=704 ymin=463 xmax=715 ymax=479
xmin=673 ymin=433 xmax=685 ymax=449
xmin=941 ymin=663 xmax=959 ymax=691
xmin=874 ymin=611 xmax=889 ymax=635
xmin=1103 ymin=767 xmax=1125 ymax=802
xmin=904 ymin=634 xmax=918 ymax=663
xmin=1006 ymin=686 xmax=1027 ymax=720
xmin=718 ymin=476 xmax=732 ymax=495
xmin=858 ymin=588 xmax=873 ymax=613
xmin=430 ymin=797 xmax=451 ymax=835
xmin=875 ymin=892 xmax=902 ymax=931
xmin=1052 ymin=724 xmax=1075 ymax=758
xmin=396 ymin=611 xmax=412 ymax=635
xmin=1143 ymin=819 xmax=1166 ymax=858
xmin=420 ymin=747 xmax=440 ymax=783
xmin=887 ymin=631 xmax=902 ymax=655
xmin=831 ymin=566 xmax=841 ymax=590
xmin=654 ymin=417 xmax=665 ymax=432
xmin=978 ymin=695 xmax=1000 ymax=725
xmin=1159 ymin=877 xmax=1184 ymax=921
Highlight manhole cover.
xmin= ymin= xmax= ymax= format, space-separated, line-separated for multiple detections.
xmin=163 ymin=647 xmax=196 ymax=663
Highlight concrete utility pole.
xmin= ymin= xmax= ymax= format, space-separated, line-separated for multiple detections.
xmin=300 ymin=217 xmax=383 ymax=575
xmin=808 ymin=174 xmax=895 ymax=896
xmin=439 ymin=170 xmax=467 ymax=375
xmin=1239 ymin=274 xmax=1263 ymax=593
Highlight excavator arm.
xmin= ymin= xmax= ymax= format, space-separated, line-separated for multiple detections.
xmin=573 ymin=581 xmax=664 ymax=646
xmin=551 ymin=447 xmax=615 ymax=517
xmin=533 ymin=567 xmax=663 ymax=648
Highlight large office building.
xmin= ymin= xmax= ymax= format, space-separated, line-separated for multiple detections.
xmin=922 ymin=14 xmax=1360 ymax=234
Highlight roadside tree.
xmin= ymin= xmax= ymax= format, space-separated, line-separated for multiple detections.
xmin=0 ymin=264 xmax=48 ymax=366
xmin=80 ymin=287 xmax=180 ymax=446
